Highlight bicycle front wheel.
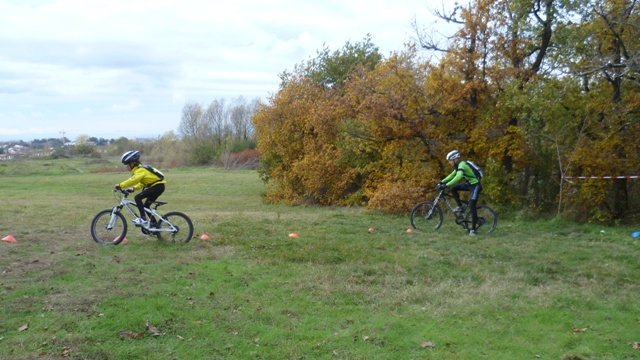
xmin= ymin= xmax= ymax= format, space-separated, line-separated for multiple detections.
xmin=157 ymin=211 xmax=194 ymax=243
xmin=410 ymin=201 xmax=443 ymax=231
xmin=91 ymin=209 xmax=127 ymax=245
xmin=465 ymin=205 xmax=497 ymax=234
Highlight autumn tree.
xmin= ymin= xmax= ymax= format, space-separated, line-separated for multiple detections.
xmin=339 ymin=48 xmax=460 ymax=211
xmin=414 ymin=0 xmax=589 ymax=210
xmin=416 ymin=0 xmax=639 ymax=220
xmin=254 ymin=0 xmax=639 ymax=223
xmin=555 ymin=0 xmax=640 ymax=221
xmin=254 ymin=37 xmax=382 ymax=205
xmin=280 ymin=34 xmax=382 ymax=90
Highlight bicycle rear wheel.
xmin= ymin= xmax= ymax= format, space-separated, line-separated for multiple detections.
xmin=410 ymin=201 xmax=443 ymax=231
xmin=91 ymin=209 xmax=127 ymax=245
xmin=465 ymin=205 xmax=497 ymax=234
xmin=157 ymin=211 xmax=194 ymax=243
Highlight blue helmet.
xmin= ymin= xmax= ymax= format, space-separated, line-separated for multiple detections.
xmin=121 ymin=150 xmax=140 ymax=164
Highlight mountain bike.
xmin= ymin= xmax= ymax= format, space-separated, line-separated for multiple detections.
xmin=410 ymin=189 xmax=497 ymax=234
xmin=90 ymin=189 xmax=194 ymax=245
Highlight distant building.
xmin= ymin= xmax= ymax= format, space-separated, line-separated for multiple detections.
xmin=7 ymin=144 xmax=27 ymax=155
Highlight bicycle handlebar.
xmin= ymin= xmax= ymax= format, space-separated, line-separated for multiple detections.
xmin=113 ymin=188 xmax=134 ymax=197
xmin=431 ymin=188 xmax=446 ymax=195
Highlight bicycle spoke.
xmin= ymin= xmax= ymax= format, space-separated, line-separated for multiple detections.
xmin=465 ymin=206 xmax=497 ymax=234
xmin=91 ymin=209 xmax=127 ymax=245
xmin=157 ymin=212 xmax=193 ymax=243
xmin=410 ymin=202 xmax=443 ymax=231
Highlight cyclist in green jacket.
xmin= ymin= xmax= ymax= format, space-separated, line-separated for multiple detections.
xmin=436 ymin=150 xmax=482 ymax=236
xmin=115 ymin=150 xmax=166 ymax=228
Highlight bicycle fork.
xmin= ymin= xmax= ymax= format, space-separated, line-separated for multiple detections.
xmin=107 ymin=206 xmax=122 ymax=230
xmin=426 ymin=197 xmax=440 ymax=219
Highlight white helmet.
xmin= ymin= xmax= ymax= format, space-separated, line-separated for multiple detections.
xmin=446 ymin=150 xmax=461 ymax=161
xmin=121 ymin=150 xmax=141 ymax=165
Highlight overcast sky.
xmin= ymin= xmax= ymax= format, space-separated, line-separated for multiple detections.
xmin=0 ymin=0 xmax=454 ymax=142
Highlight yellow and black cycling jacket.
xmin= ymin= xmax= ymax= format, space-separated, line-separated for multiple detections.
xmin=118 ymin=164 xmax=166 ymax=191
xmin=441 ymin=161 xmax=480 ymax=187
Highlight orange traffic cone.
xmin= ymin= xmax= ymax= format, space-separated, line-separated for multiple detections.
xmin=113 ymin=236 xmax=128 ymax=245
xmin=2 ymin=234 xmax=17 ymax=243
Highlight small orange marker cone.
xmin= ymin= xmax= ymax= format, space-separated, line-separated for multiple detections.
xmin=2 ymin=235 xmax=17 ymax=243
xmin=113 ymin=236 xmax=128 ymax=245
xmin=199 ymin=233 xmax=210 ymax=241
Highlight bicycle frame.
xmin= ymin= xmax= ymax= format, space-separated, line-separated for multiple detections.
xmin=431 ymin=190 xmax=462 ymax=213
xmin=410 ymin=188 xmax=497 ymax=234
xmin=431 ymin=190 xmax=470 ymax=217
xmin=430 ymin=190 xmax=474 ymax=229
xmin=109 ymin=190 xmax=178 ymax=234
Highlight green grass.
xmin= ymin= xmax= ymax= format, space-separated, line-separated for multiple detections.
xmin=1 ymin=158 xmax=639 ymax=359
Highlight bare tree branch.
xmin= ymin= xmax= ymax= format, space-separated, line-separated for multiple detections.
xmin=412 ymin=2 xmax=464 ymax=53
xmin=433 ymin=1 xmax=464 ymax=24
xmin=530 ymin=0 xmax=555 ymax=74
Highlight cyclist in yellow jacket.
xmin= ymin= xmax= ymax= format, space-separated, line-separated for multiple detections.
xmin=436 ymin=150 xmax=482 ymax=236
xmin=115 ymin=150 xmax=166 ymax=228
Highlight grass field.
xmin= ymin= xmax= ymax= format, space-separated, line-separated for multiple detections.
xmin=1 ymin=158 xmax=639 ymax=359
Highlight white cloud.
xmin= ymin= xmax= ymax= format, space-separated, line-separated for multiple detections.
xmin=110 ymin=99 xmax=141 ymax=112
xmin=0 ymin=0 xmax=452 ymax=141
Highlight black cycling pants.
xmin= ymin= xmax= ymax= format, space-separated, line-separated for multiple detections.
xmin=134 ymin=184 xmax=165 ymax=219
xmin=451 ymin=182 xmax=482 ymax=230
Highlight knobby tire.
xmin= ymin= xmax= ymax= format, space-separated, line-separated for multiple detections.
xmin=158 ymin=211 xmax=194 ymax=243
xmin=410 ymin=201 xmax=444 ymax=231
xmin=466 ymin=205 xmax=497 ymax=234
xmin=91 ymin=209 xmax=127 ymax=245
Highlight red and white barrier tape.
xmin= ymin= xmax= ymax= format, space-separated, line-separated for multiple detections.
xmin=562 ymin=176 xmax=640 ymax=180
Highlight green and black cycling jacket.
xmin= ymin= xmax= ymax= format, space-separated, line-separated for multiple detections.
xmin=441 ymin=161 xmax=480 ymax=187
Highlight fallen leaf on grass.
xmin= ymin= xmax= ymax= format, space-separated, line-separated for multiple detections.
xmin=368 ymin=227 xmax=376 ymax=233
xmin=421 ymin=341 xmax=436 ymax=349
xmin=17 ymin=324 xmax=28 ymax=332
xmin=118 ymin=331 xmax=145 ymax=340
xmin=571 ymin=327 xmax=588 ymax=333
xmin=62 ymin=346 xmax=71 ymax=357
xmin=288 ymin=232 xmax=300 ymax=239
xmin=632 ymin=342 xmax=640 ymax=350
xmin=146 ymin=321 xmax=162 ymax=337
xmin=361 ymin=335 xmax=384 ymax=346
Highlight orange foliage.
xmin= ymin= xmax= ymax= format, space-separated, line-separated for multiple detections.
xmin=253 ymin=0 xmax=640 ymax=222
